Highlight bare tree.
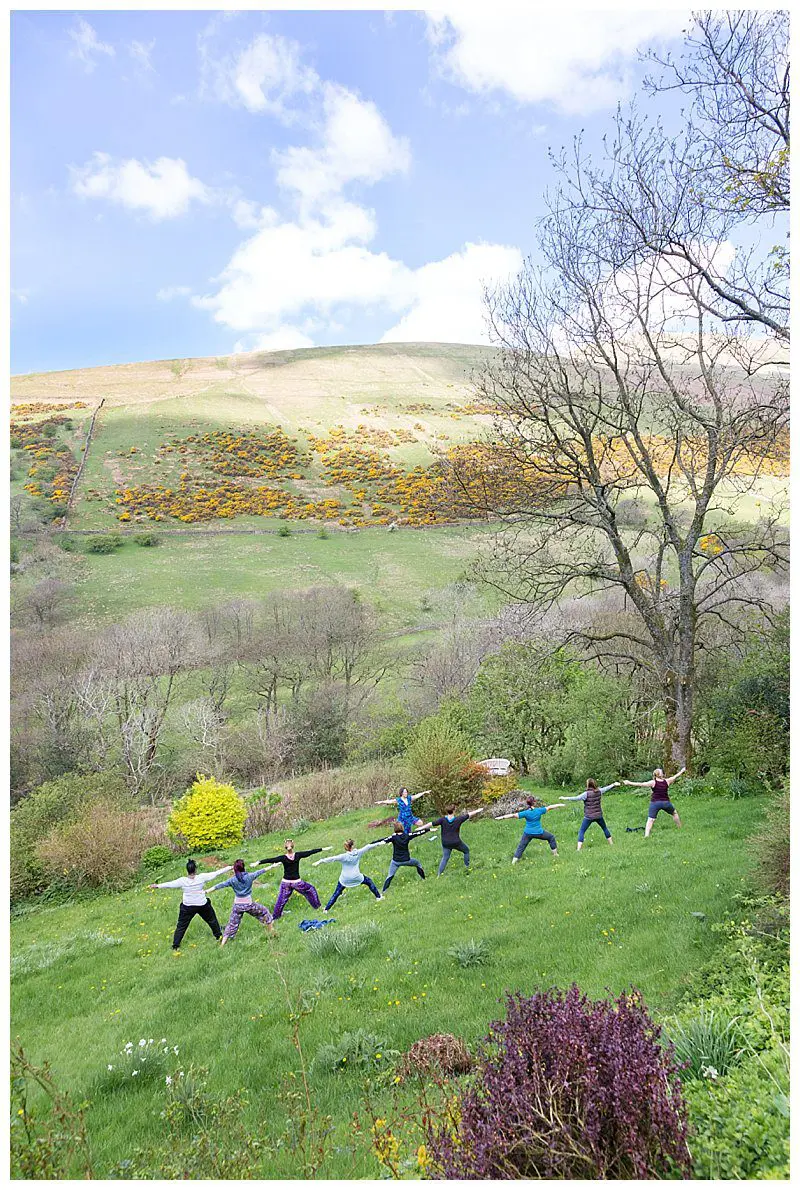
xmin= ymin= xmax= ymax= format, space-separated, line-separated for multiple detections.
xmin=14 ymin=578 xmax=74 ymax=628
xmin=457 ymin=14 xmax=790 ymax=766
xmin=646 ymin=11 xmax=789 ymax=220
xmin=85 ymin=608 xmax=198 ymax=796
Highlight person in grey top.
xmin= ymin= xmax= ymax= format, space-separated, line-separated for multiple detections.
xmin=314 ymin=839 xmax=388 ymax=909
xmin=559 ymin=779 xmax=620 ymax=850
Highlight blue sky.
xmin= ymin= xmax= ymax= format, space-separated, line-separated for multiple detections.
xmin=11 ymin=9 xmax=692 ymax=374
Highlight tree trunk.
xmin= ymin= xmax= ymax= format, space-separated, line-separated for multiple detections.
xmin=664 ymin=673 xmax=693 ymax=770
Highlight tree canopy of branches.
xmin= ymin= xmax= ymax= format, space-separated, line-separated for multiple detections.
xmin=460 ymin=12 xmax=789 ymax=766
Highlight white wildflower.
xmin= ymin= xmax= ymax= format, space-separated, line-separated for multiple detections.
xmin=107 ymin=1065 xmax=114 ymax=1071
xmin=132 ymin=1070 xmax=139 ymax=1077
xmin=139 ymin=1039 xmax=147 ymax=1048
xmin=165 ymin=1076 xmax=172 ymax=1086
xmin=701 ymin=1064 xmax=719 ymax=1080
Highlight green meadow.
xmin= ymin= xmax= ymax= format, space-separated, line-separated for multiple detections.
xmin=10 ymin=787 xmax=764 ymax=1178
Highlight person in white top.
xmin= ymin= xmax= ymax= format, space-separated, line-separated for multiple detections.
xmin=149 ymin=858 xmax=232 ymax=951
xmin=314 ymin=839 xmax=388 ymax=910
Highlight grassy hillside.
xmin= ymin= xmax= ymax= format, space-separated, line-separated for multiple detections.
xmin=11 ymin=787 xmax=764 ymax=1178
xmin=11 ymin=342 xmax=788 ymax=627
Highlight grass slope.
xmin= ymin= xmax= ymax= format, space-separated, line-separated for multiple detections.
xmin=10 ymin=788 xmax=764 ymax=1177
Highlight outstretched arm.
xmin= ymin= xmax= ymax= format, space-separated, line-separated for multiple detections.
xmin=466 ymin=808 xmax=485 ymax=818
xmin=599 ymin=783 xmax=621 ymax=793
xmin=410 ymin=790 xmax=430 ymax=801
xmin=495 ymin=812 xmax=518 ymax=821
xmin=545 ymin=804 xmax=565 ymax=811
xmin=622 ymin=779 xmax=655 ymax=788
xmin=374 ymin=798 xmax=396 ymax=807
xmin=560 ymin=792 xmax=588 ymax=803
xmin=150 ymin=877 xmax=185 ymax=890
xmin=667 ymin=768 xmax=687 ymax=786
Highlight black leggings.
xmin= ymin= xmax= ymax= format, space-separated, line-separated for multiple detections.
xmin=172 ymin=900 xmax=221 ymax=949
xmin=514 ymin=831 xmax=557 ymax=858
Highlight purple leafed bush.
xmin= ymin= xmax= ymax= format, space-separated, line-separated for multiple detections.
xmin=426 ymin=985 xmax=692 ymax=1180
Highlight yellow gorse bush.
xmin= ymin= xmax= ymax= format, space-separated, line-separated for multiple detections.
xmin=167 ymin=774 xmax=247 ymax=850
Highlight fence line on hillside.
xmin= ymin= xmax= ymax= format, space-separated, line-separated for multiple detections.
xmin=62 ymin=398 xmax=105 ymax=528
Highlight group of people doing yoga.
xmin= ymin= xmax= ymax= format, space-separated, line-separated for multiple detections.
xmin=149 ymin=769 xmax=685 ymax=950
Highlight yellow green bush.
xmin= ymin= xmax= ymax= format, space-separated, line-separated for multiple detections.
xmin=480 ymin=775 xmax=516 ymax=805
xmin=167 ymin=774 xmax=247 ymax=851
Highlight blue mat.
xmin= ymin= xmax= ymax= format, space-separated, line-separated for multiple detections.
xmin=299 ymin=918 xmax=336 ymax=931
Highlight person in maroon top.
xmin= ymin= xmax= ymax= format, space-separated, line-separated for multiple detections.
xmin=623 ymin=767 xmax=686 ymax=836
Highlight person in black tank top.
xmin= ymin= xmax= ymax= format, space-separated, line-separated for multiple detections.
xmin=623 ymin=767 xmax=686 ymax=836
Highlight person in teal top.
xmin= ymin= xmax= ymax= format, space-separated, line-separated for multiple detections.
xmin=497 ymin=797 xmax=565 ymax=862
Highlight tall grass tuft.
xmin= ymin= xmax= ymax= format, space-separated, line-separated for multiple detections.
xmin=448 ymin=938 xmax=490 ymax=968
xmin=307 ymin=922 xmax=380 ymax=959
xmin=667 ymin=1010 xmax=743 ymax=1080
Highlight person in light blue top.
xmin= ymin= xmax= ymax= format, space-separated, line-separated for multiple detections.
xmin=497 ymin=797 xmax=565 ymax=862
xmin=314 ymin=838 xmax=388 ymax=909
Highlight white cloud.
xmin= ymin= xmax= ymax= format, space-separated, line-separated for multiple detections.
xmin=195 ymin=202 xmax=520 ymax=347
xmin=274 ymin=83 xmax=411 ymax=207
xmin=200 ymin=28 xmax=318 ymax=120
xmin=188 ymin=28 xmax=516 ymax=350
xmin=425 ymin=11 xmax=688 ymax=114
xmin=230 ymin=199 xmax=278 ymax=230
xmin=156 ymin=285 xmax=192 ymax=302
xmin=69 ymin=18 xmax=115 ymax=73
xmin=71 ymin=153 xmax=212 ymax=220
xmin=381 ymin=242 xmax=522 ymax=344
xmin=234 ymin=327 xmax=316 ymax=353
xmin=193 ymin=200 xmax=410 ymax=333
xmin=130 ymin=39 xmax=156 ymax=75
xmin=231 ymin=33 xmax=318 ymax=116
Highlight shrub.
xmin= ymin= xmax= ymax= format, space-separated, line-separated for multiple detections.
xmin=479 ymin=774 xmax=515 ymax=804
xmin=10 ymin=772 xmax=131 ymax=900
xmin=667 ymin=1010 xmax=743 ymax=1081
xmin=682 ymin=1036 xmax=789 ymax=1179
xmin=140 ymin=844 xmax=177 ymax=872
xmin=270 ymin=759 xmax=405 ymax=825
xmin=426 ymin=986 xmax=692 ymax=1179
xmin=277 ymin=524 xmax=292 ymax=537
xmin=10 ymin=539 xmax=19 ymax=564
xmin=398 ymin=1034 xmax=473 ymax=1080
xmin=406 ymin=716 xmax=484 ymax=815
xmin=447 ymin=938 xmax=491 ymax=968
xmin=244 ymin=788 xmax=283 ymax=839
xmin=133 ymin=532 xmax=160 ymax=547
xmin=307 ymin=922 xmax=380 ymax=959
xmin=85 ymin=534 xmax=123 ymax=554
xmin=37 ymin=802 xmax=150 ymax=891
xmin=317 ymin=527 xmax=329 ymax=539
xmin=312 ymin=1029 xmax=394 ymax=1076
xmin=167 ymin=774 xmax=247 ymax=851
xmin=753 ymin=783 xmax=789 ymax=898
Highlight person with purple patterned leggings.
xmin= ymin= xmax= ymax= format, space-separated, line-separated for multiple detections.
xmin=253 ymin=839 xmax=333 ymax=919
xmin=208 ymin=859 xmax=275 ymax=946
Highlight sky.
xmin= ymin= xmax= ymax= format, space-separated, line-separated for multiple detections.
xmin=10 ymin=8 xmax=694 ymax=375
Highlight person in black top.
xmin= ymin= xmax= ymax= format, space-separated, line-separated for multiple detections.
xmin=253 ymin=838 xmax=333 ymax=919
xmin=433 ymin=805 xmax=484 ymax=875
xmin=622 ymin=767 xmax=685 ymax=836
xmin=374 ymin=820 xmax=437 ymax=891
